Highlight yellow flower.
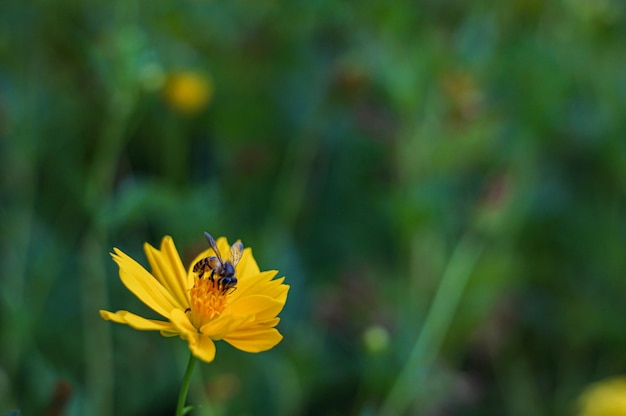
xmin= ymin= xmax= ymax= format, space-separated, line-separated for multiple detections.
xmin=577 ymin=377 xmax=626 ymax=416
xmin=163 ymin=70 xmax=213 ymax=114
xmin=100 ymin=235 xmax=288 ymax=363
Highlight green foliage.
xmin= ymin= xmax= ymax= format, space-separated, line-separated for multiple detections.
xmin=1 ymin=0 xmax=626 ymax=414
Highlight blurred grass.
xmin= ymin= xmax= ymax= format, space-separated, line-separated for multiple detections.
xmin=1 ymin=0 xmax=626 ymax=415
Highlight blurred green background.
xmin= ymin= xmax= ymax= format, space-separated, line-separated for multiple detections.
xmin=2 ymin=1 xmax=626 ymax=415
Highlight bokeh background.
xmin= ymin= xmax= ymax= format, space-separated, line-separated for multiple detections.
xmin=2 ymin=1 xmax=626 ymax=415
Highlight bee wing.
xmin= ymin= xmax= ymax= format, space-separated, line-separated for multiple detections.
xmin=204 ymin=232 xmax=225 ymax=265
xmin=230 ymin=241 xmax=244 ymax=267
xmin=208 ymin=256 xmax=220 ymax=270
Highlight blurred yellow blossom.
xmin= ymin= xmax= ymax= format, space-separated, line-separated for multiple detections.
xmin=163 ymin=70 xmax=213 ymax=114
xmin=578 ymin=377 xmax=626 ymax=416
xmin=101 ymin=234 xmax=288 ymax=363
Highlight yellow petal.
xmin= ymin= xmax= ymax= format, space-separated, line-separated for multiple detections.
xmin=169 ymin=307 xmax=217 ymax=363
xmin=215 ymin=236 xmax=232 ymax=259
xmin=236 ymin=247 xmax=260 ymax=277
xmin=230 ymin=294 xmax=285 ymax=322
xmin=200 ymin=313 xmax=253 ymax=340
xmin=234 ymin=317 xmax=281 ymax=334
xmin=169 ymin=308 xmax=197 ymax=336
xmin=188 ymin=333 xmax=217 ymax=363
xmin=161 ymin=236 xmax=194 ymax=294
xmin=223 ymin=328 xmax=283 ymax=352
xmin=259 ymin=317 xmax=280 ymax=327
xmin=112 ymin=249 xmax=181 ymax=319
xmin=232 ymin=281 xmax=288 ymax=309
xmin=230 ymin=270 xmax=280 ymax=301
xmin=250 ymin=278 xmax=289 ymax=303
xmin=143 ymin=237 xmax=189 ymax=309
xmin=100 ymin=309 xmax=178 ymax=333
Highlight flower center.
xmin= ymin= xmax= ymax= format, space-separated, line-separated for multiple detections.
xmin=188 ymin=276 xmax=229 ymax=330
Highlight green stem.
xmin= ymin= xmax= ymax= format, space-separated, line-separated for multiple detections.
xmin=380 ymin=232 xmax=484 ymax=415
xmin=176 ymin=353 xmax=197 ymax=416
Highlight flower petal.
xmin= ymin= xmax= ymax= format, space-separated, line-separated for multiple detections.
xmin=230 ymin=294 xmax=286 ymax=322
xmin=112 ymin=248 xmax=181 ymax=319
xmin=235 ymin=247 xmax=260 ymax=277
xmin=169 ymin=309 xmax=217 ymax=362
xmin=143 ymin=236 xmax=190 ymax=309
xmin=100 ymin=309 xmax=178 ymax=333
xmin=170 ymin=308 xmax=197 ymax=336
xmin=252 ymin=278 xmax=288 ymax=303
xmin=188 ymin=333 xmax=217 ymax=363
xmin=223 ymin=328 xmax=283 ymax=353
xmin=259 ymin=317 xmax=280 ymax=327
xmin=230 ymin=271 xmax=283 ymax=302
xmin=215 ymin=236 xmax=232 ymax=259
xmin=200 ymin=313 xmax=254 ymax=340
xmin=231 ymin=317 xmax=282 ymax=335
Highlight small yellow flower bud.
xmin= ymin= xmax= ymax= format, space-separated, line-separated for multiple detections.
xmin=163 ymin=70 xmax=213 ymax=114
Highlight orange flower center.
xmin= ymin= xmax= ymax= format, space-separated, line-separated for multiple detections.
xmin=188 ymin=277 xmax=229 ymax=330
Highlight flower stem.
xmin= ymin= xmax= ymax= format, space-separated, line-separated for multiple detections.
xmin=176 ymin=353 xmax=197 ymax=416
xmin=380 ymin=232 xmax=484 ymax=415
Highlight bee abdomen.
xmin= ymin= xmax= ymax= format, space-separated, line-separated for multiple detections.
xmin=193 ymin=257 xmax=212 ymax=279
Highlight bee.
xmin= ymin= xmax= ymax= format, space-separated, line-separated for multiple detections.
xmin=193 ymin=232 xmax=243 ymax=294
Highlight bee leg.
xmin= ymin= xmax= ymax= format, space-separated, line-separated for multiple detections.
xmin=208 ymin=270 xmax=215 ymax=283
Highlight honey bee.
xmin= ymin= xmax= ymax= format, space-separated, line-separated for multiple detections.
xmin=193 ymin=232 xmax=243 ymax=294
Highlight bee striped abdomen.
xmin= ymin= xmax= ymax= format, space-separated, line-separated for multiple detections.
xmin=193 ymin=257 xmax=217 ymax=281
